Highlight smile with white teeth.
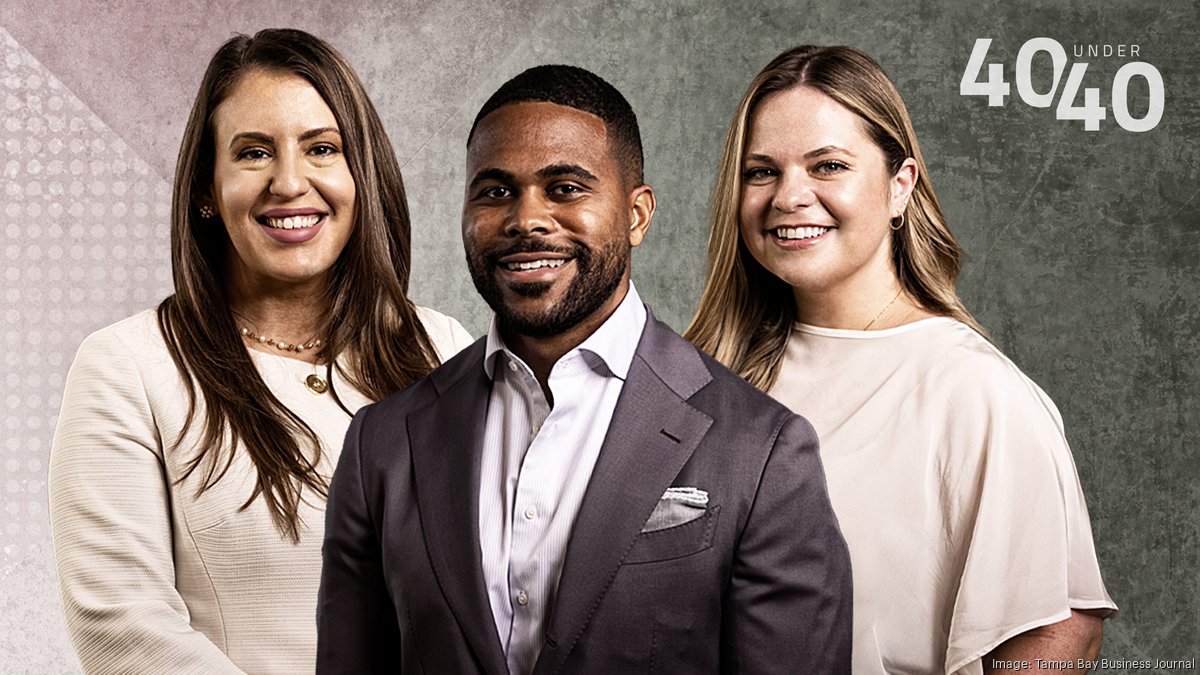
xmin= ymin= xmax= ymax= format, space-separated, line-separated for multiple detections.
xmin=774 ymin=226 xmax=831 ymax=240
xmin=504 ymin=258 xmax=567 ymax=271
xmin=262 ymin=215 xmax=321 ymax=230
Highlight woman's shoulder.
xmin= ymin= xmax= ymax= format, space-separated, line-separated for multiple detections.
xmin=65 ymin=308 xmax=186 ymax=406
xmin=413 ymin=304 xmax=476 ymax=360
xmin=928 ymin=320 xmax=1051 ymax=383
xmin=75 ymin=308 xmax=171 ymax=363
xmin=917 ymin=319 xmax=1068 ymax=437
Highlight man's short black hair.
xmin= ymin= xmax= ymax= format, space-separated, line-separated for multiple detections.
xmin=467 ymin=64 xmax=645 ymax=187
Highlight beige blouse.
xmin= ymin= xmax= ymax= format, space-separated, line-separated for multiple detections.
xmin=49 ymin=307 xmax=473 ymax=675
xmin=768 ymin=318 xmax=1116 ymax=675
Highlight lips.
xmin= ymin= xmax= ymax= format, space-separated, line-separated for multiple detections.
xmin=499 ymin=250 xmax=572 ymax=271
xmin=770 ymin=224 xmax=833 ymax=249
xmin=491 ymin=245 xmax=577 ymax=283
xmin=773 ymin=225 xmax=832 ymax=240
xmin=262 ymin=214 xmax=321 ymax=230
xmin=504 ymin=258 xmax=567 ymax=271
xmin=256 ymin=208 xmax=327 ymax=244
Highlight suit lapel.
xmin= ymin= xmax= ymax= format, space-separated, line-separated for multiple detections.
xmin=535 ymin=316 xmax=714 ymax=674
xmin=407 ymin=341 xmax=509 ymax=675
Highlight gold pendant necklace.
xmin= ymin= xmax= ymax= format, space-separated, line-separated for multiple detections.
xmin=305 ymin=370 xmax=329 ymax=395
xmin=236 ymin=323 xmax=328 ymax=394
xmin=305 ymin=373 xmax=329 ymax=395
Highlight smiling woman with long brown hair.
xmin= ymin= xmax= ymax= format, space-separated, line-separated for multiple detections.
xmin=686 ymin=45 xmax=1117 ymax=674
xmin=48 ymin=29 xmax=471 ymax=673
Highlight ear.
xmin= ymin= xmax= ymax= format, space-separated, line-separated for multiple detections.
xmin=890 ymin=158 xmax=918 ymax=218
xmin=627 ymin=184 xmax=656 ymax=248
xmin=194 ymin=184 xmax=216 ymax=213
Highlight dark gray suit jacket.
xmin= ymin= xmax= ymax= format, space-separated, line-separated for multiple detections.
xmin=317 ymin=311 xmax=852 ymax=674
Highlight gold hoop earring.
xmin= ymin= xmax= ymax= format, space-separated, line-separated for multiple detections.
xmin=890 ymin=213 xmax=905 ymax=231
xmin=199 ymin=205 xmax=215 ymax=219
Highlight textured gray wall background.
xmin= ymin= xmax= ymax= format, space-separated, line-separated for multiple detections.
xmin=1 ymin=0 xmax=1196 ymax=672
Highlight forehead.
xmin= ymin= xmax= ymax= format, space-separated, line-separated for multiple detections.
xmin=747 ymin=86 xmax=873 ymax=151
xmin=212 ymin=70 xmax=338 ymax=136
xmin=467 ymin=101 xmax=617 ymax=177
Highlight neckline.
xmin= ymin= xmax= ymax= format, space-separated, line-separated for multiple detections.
xmin=793 ymin=316 xmax=958 ymax=339
xmin=246 ymin=346 xmax=326 ymax=369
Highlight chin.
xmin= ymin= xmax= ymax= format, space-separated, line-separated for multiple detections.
xmin=497 ymin=309 xmax=577 ymax=338
xmin=499 ymin=295 xmax=564 ymax=328
xmin=756 ymin=256 xmax=825 ymax=288
xmin=505 ymin=279 xmax=557 ymax=299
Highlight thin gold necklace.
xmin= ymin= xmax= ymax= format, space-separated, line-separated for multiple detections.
xmin=863 ymin=291 xmax=902 ymax=330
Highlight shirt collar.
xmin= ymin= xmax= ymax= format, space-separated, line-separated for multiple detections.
xmin=484 ymin=282 xmax=647 ymax=381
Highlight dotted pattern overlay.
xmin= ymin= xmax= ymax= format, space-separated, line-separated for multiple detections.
xmin=1 ymin=28 xmax=172 ymax=671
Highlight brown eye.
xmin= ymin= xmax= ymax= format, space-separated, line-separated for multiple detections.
xmin=237 ymin=148 xmax=270 ymax=161
xmin=481 ymin=186 xmax=512 ymax=199
xmin=548 ymin=184 xmax=584 ymax=197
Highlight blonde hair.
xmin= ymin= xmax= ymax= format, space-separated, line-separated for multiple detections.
xmin=684 ymin=45 xmax=983 ymax=391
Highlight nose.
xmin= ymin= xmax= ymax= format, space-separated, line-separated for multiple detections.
xmin=504 ymin=192 xmax=554 ymax=237
xmin=770 ymin=171 xmax=815 ymax=213
xmin=268 ymin=150 xmax=309 ymax=199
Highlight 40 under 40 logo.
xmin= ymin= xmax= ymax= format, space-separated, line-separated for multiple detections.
xmin=960 ymin=38 xmax=1164 ymax=132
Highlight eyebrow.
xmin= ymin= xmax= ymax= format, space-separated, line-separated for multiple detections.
xmin=467 ymin=163 xmax=599 ymax=191
xmin=228 ymin=127 xmax=341 ymax=149
xmin=535 ymin=163 xmax=598 ymax=182
xmin=468 ymin=167 xmax=516 ymax=191
xmin=744 ymin=145 xmax=856 ymax=163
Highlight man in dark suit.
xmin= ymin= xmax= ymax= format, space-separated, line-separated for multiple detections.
xmin=316 ymin=64 xmax=852 ymax=674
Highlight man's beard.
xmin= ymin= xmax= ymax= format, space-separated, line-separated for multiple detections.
xmin=466 ymin=236 xmax=628 ymax=338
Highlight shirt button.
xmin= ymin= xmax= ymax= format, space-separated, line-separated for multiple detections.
xmin=531 ymin=423 xmax=541 ymax=435
xmin=523 ymin=506 xmax=537 ymax=520
xmin=516 ymin=590 xmax=529 ymax=606
xmin=507 ymin=361 xmax=518 ymax=372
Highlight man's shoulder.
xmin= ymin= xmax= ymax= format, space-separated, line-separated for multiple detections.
xmin=637 ymin=316 xmax=799 ymax=430
xmin=357 ymin=337 xmax=487 ymax=428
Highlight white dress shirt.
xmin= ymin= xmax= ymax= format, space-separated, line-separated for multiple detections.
xmin=478 ymin=283 xmax=647 ymax=675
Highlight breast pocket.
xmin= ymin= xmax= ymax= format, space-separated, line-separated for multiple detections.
xmin=623 ymin=505 xmax=720 ymax=565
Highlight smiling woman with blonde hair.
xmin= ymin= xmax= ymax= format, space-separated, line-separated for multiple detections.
xmin=48 ymin=29 xmax=471 ymax=674
xmin=686 ymin=45 xmax=1117 ymax=674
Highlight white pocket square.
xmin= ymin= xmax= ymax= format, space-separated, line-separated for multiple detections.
xmin=641 ymin=487 xmax=709 ymax=533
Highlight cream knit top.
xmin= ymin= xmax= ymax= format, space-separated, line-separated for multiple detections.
xmin=49 ymin=307 xmax=473 ymax=674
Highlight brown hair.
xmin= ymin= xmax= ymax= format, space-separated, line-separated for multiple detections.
xmin=685 ymin=45 xmax=983 ymax=391
xmin=157 ymin=28 xmax=441 ymax=541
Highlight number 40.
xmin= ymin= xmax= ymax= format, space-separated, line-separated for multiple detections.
xmin=959 ymin=38 xmax=1164 ymax=132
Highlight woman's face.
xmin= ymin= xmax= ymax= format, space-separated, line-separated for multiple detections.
xmin=738 ymin=86 xmax=913 ymax=302
xmin=208 ymin=69 xmax=356 ymax=296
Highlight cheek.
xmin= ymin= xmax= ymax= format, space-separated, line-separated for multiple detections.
xmin=336 ymin=171 xmax=357 ymax=211
xmin=737 ymin=188 xmax=771 ymax=252
xmin=315 ymin=165 xmax=357 ymax=215
xmin=461 ymin=210 xmax=496 ymax=242
xmin=738 ymin=185 xmax=772 ymax=229
xmin=212 ymin=175 xmax=263 ymax=225
xmin=834 ymin=179 xmax=888 ymax=222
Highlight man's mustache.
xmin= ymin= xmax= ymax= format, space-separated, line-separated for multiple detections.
xmin=483 ymin=238 xmax=587 ymax=265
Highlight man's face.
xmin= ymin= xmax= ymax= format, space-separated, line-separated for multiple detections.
xmin=462 ymin=101 xmax=650 ymax=338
